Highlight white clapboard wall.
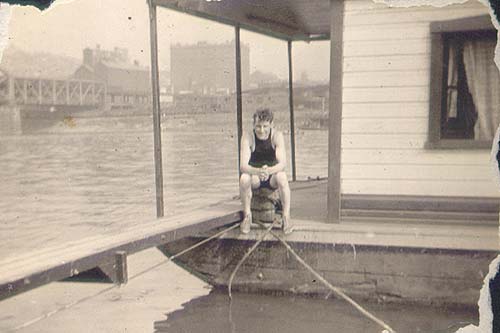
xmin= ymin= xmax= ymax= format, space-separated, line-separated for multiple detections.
xmin=341 ymin=0 xmax=497 ymax=196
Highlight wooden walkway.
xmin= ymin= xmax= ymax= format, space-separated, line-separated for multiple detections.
xmin=0 ymin=200 xmax=242 ymax=301
xmin=289 ymin=179 xmax=500 ymax=251
xmin=291 ymin=179 xmax=500 ymax=227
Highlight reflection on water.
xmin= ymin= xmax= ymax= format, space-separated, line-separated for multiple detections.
xmin=0 ymin=112 xmax=327 ymax=258
xmin=155 ymin=290 xmax=476 ymax=333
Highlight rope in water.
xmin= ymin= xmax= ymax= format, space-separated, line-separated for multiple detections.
xmin=253 ymin=221 xmax=396 ymax=333
xmin=227 ymin=220 xmax=278 ymax=299
xmin=11 ymin=222 xmax=241 ymax=332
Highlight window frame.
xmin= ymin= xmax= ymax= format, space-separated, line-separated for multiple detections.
xmin=427 ymin=15 xmax=497 ymax=150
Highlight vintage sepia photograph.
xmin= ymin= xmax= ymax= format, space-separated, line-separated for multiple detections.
xmin=0 ymin=0 xmax=500 ymax=332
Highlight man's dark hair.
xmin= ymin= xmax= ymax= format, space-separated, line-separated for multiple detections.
xmin=253 ymin=109 xmax=274 ymax=123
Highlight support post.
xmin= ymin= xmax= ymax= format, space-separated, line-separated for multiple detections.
xmin=235 ymin=26 xmax=243 ymax=176
xmin=287 ymin=40 xmax=297 ymax=181
xmin=327 ymin=0 xmax=344 ymax=223
xmin=148 ymin=0 xmax=164 ymax=218
xmin=114 ymin=251 xmax=128 ymax=285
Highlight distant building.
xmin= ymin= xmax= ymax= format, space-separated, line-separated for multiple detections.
xmin=170 ymin=41 xmax=250 ymax=96
xmin=248 ymin=70 xmax=281 ymax=89
xmin=73 ymin=45 xmax=152 ymax=107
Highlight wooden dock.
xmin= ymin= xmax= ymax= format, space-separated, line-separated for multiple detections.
xmin=0 ymin=200 xmax=242 ymax=301
xmin=1 ymin=179 xmax=499 ymax=304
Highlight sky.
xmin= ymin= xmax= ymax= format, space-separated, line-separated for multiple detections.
xmin=5 ymin=0 xmax=330 ymax=81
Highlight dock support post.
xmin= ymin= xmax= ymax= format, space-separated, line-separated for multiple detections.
xmin=115 ymin=251 xmax=128 ymax=285
xmin=235 ymin=25 xmax=243 ymax=177
xmin=148 ymin=0 xmax=165 ymax=218
xmin=287 ymin=40 xmax=297 ymax=181
xmin=327 ymin=0 xmax=344 ymax=223
xmin=96 ymin=252 xmax=128 ymax=285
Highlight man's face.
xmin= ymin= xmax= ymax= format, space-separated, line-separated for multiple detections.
xmin=254 ymin=120 xmax=272 ymax=140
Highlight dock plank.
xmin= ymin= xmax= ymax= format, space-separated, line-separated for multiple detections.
xmin=225 ymin=219 xmax=500 ymax=252
xmin=0 ymin=200 xmax=241 ymax=273
xmin=0 ymin=200 xmax=242 ymax=301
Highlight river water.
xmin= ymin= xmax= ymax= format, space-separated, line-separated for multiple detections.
xmin=155 ymin=290 xmax=475 ymax=333
xmin=0 ymin=111 xmax=327 ymax=257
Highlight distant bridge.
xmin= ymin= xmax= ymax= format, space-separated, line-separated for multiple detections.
xmin=0 ymin=73 xmax=106 ymax=107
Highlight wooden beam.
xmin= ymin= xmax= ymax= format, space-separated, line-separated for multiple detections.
xmin=327 ymin=0 xmax=344 ymax=224
xmin=235 ymin=25 xmax=243 ymax=176
xmin=114 ymin=251 xmax=128 ymax=284
xmin=428 ymin=31 xmax=444 ymax=147
xmin=148 ymin=0 xmax=165 ymax=218
xmin=152 ymin=0 xmax=307 ymax=41
xmin=430 ymin=15 xmax=494 ymax=33
xmin=287 ymin=40 xmax=297 ymax=181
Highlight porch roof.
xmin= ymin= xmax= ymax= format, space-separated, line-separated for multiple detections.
xmin=152 ymin=0 xmax=331 ymax=41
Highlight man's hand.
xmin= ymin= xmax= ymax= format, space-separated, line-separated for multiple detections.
xmin=259 ymin=165 xmax=269 ymax=182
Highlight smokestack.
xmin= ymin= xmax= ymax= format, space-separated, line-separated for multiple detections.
xmin=83 ymin=48 xmax=94 ymax=67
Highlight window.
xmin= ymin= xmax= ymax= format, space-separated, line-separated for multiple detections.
xmin=428 ymin=16 xmax=499 ymax=149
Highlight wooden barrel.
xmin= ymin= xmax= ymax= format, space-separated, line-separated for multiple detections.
xmin=251 ymin=187 xmax=281 ymax=223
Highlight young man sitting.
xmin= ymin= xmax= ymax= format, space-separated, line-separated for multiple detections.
xmin=239 ymin=109 xmax=293 ymax=235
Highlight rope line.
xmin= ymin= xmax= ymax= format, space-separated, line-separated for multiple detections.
xmin=254 ymin=221 xmax=396 ymax=333
xmin=142 ymin=223 xmax=240 ymax=278
xmin=227 ymin=220 xmax=277 ymax=299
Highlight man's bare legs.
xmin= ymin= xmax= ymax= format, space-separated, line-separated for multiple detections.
xmin=240 ymin=172 xmax=292 ymax=234
xmin=239 ymin=173 xmax=260 ymax=234
xmin=270 ymin=171 xmax=293 ymax=234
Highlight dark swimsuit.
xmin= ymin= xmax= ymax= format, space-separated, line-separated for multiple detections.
xmin=249 ymin=129 xmax=278 ymax=189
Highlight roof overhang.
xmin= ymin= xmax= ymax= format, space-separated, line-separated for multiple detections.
xmin=152 ymin=0 xmax=331 ymax=41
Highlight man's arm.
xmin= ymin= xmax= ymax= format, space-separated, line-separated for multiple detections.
xmin=240 ymin=132 xmax=262 ymax=175
xmin=267 ymin=131 xmax=287 ymax=175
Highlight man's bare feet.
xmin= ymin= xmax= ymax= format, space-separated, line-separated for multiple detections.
xmin=282 ymin=215 xmax=294 ymax=235
xmin=240 ymin=213 xmax=252 ymax=234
